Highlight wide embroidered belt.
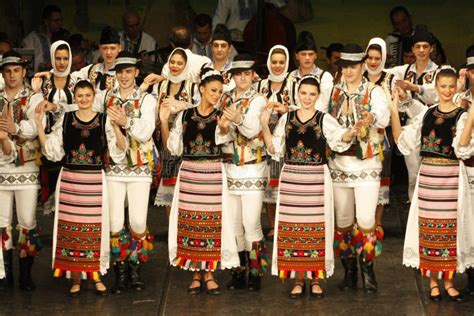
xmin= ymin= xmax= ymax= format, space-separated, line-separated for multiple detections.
xmin=422 ymin=157 xmax=458 ymax=164
xmin=336 ymin=145 xmax=358 ymax=157
xmin=463 ymin=157 xmax=474 ymax=167
xmin=222 ymin=154 xmax=267 ymax=165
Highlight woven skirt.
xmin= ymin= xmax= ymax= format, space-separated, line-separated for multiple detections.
xmin=276 ymin=164 xmax=327 ymax=279
xmin=174 ymin=161 xmax=223 ymax=271
xmin=53 ymin=168 xmax=103 ymax=279
xmin=418 ymin=160 xmax=459 ymax=279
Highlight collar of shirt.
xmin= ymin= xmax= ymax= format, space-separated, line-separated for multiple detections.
xmin=95 ymin=63 xmax=115 ymax=76
xmin=408 ymin=60 xmax=437 ymax=76
xmin=337 ymin=77 xmax=370 ymax=97
xmin=109 ymin=85 xmax=141 ymax=102
xmin=291 ymin=65 xmax=321 ymax=80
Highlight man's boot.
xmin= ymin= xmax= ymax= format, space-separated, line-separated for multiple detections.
xmin=111 ymin=261 xmax=129 ymax=294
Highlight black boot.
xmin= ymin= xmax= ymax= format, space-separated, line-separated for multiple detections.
xmin=338 ymin=257 xmax=358 ymax=291
xmin=227 ymin=251 xmax=246 ymax=290
xmin=111 ymin=261 xmax=129 ymax=294
xmin=467 ymin=268 xmax=474 ymax=296
xmin=247 ymin=251 xmax=261 ymax=291
xmin=19 ymin=256 xmax=35 ymax=291
xmin=359 ymin=256 xmax=377 ymax=293
xmin=0 ymin=250 xmax=14 ymax=291
xmin=129 ymin=261 xmax=145 ymax=291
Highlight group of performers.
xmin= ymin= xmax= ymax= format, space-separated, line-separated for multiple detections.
xmin=0 ymin=24 xmax=473 ymax=302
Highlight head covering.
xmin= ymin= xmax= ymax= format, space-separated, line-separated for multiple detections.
xmin=410 ymin=27 xmax=434 ymax=47
xmin=228 ymin=53 xmax=255 ymax=74
xmin=110 ymin=51 xmax=138 ymax=71
xmin=50 ymin=40 xmax=71 ymax=77
xmin=295 ymin=31 xmax=317 ymax=53
xmin=0 ymin=50 xmax=29 ymax=70
xmin=322 ymin=42 xmax=343 ymax=59
xmin=100 ymin=26 xmax=120 ymax=45
xmin=335 ymin=44 xmax=366 ymax=67
xmin=212 ymin=24 xmax=232 ymax=45
xmin=166 ymin=48 xmax=190 ymax=83
xmin=364 ymin=37 xmax=387 ymax=76
xmin=266 ymin=45 xmax=289 ymax=83
xmin=466 ymin=49 xmax=474 ymax=70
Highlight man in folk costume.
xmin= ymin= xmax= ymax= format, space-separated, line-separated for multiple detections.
xmin=328 ymin=45 xmax=390 ymax=293
xmin=289 ymin=31 xmax=334 ymax=111
xmin=390 ymin=28 xmax=439 ymax=204
xmin=73 ymin=26 xmax=122 ymax=92
xmin=100 ymin=52 xmax=157 ymax=293
xmin=209 ymin=23 xmax=236 ymax=92
xmin=218 ymin=54 xmax=268 ymax=291
xmin=0 ymin=51 xmax=45 ymax=291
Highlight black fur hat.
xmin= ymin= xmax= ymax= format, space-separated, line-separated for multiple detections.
xmin=295 ymin=31 xmax=317 ymax=53
xmin=212 ymin=24 xmax=232 ymax=45
xmin=100 ymin=26 xmax=120 ymax=45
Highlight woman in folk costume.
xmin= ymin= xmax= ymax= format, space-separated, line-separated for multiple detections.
xmin=454 ymin=50 xmax=474 ymax=295
xmin=327 ymin=44 xmax=390 ymax=294
xmin=261 ymin=75 xmax=363 ymax=298
xmin=391 ymin=68 xmax=474 ymax=302
xmin=31 ymin=40 xmax=77 ymax=213
xmin=363 ymin=38 xmax=396 ymax=234
xmin=35 ymin=80 xmax=127 ymax=296
xmin=164 ymin=68 xmax=239 ymax=295
xmin=256 ymin=45 xmax=297 ymax=238
xmin=152 ymin=48 xmax=198 ymax=216
xmin=218 ymin=54 xmax=268 ymax=291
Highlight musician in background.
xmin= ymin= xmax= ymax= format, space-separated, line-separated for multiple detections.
xmin=385 ymin=6 xmax=446 ymax=68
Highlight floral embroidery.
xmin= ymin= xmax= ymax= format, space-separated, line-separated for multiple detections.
xmin=188 ymin=134 xmax=214 ymax=155
xmin=70 ymin=143 xmax=96 ymax=164
xmin=72 ymin=114 xmax=101 ymax=138
xmin=289 ymin=140 xmax=321 ymax=163
xmin=422 ymin=130 xmax=443 ymax=153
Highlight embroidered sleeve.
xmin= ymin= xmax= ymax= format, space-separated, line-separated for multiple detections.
xmin=322 ymin=114 xmax=352 ymax=153
xmin=105 ymin=116 xmax=128 ymax=162
xmin=128 ymin=94 xmax=157 ymax=143
xmin=415 ymin=78 xmax=438 ymax=105
xmin=370 ymin=86 xmax=390 ymax=129
xmin=270 ymin=113 xmax=287 ymax=160
xmin=43 ymin=113 xmax=65 ymax=161
xmin=453 ymin=112 xmax=474 ymax=160
xmin=397 ymin=107 xmax=428 ymax=155
xmin=18 ymin=93 xmax=45 ymax=139
xmin=319 ymin=71 xmax=334 ymax=112
xmin=0 ymin=139 xmax=17 ymax=164
xmin=166 ymin=111 xmax=184 ymax=156
xmin=70 ymin=64 xmax=93 ymax=82
xmin=237 ymin=95 xmax=266 ymax=139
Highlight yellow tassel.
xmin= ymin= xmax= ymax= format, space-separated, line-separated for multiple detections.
xmin=143 ymin=239 xmax=154 ymax=251
xmin=53 ymin=269 xmax=61 ymax=277
xmin=256 ymin=147 xmax=262 ymax=163
xmin=378 ymin=143 xmax=384 ymax=161
xmin=34 ymin=149 xmax=42 ymax=166
xmin=147 ymin=150 xmax=154 ymax=169
xmin=131 ymin=139 xmax=138 ymax=151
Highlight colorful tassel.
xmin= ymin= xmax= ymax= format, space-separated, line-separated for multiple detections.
xmin=334 ymin=230 xmax=354 ymax=258
xmin=256 ymin=146 xmax=262 ymax=163
xmin=110 ymin=229 xmax=131 ymax=262
xmin=366 ymin=142 xmax=373 ymax=158
xmin=356 ymin=144 xmax=363 ymax=160
xmin=1 ymin=226 xmax=12 ymax=250
xmin=147 ymin=149 xmax=153 ymax=169
xmin=17 ymin=227 xmax=43 ymax=257
xmin=378 ymin=143 xmax=384 ymax=161
xmin=249 ymin=240 xmax=269 ymax=275
xmin=239 ymin=145 xmax=245 ymax=166
xmin=34 ymin=149 xmax=42 ymax=166
xmin=129 ymin=229 xmax=154 ymax=264
xmin=233 ymin=147 xmax=239 ymax=165
xmin=353 ymin=226 xmax=382 ymax=262
xmin=136 ymin=150 xmax=143 ymax=167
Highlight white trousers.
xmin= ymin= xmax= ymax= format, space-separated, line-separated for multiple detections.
xmin=107 ymin=181 xmax=150 ymax=234
xmin=404 ymin=151 xmax=422 ymax=202
xmin=0 ymin=189 xmax=38 ymax=230
xmin=333 ymin=185 xmax=379 ymax=229
xmin=227 ymin=192 xmax=264 ymax=251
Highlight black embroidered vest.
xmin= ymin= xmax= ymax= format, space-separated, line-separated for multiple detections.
xmin=62 ymin=112 xmax=107 ymax=170
xmin=420 ymin=106 xmax=465 ymax=160
xmin=284 ymin=110 xmax=327 ymax=165
xmin=182 ymin=107 xmax=222 ymax=161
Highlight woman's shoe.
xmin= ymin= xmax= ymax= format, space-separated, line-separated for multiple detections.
xmin=94 ymin=280 xmax=108 ymax=296
xmin=310 ymin=282 xmax=324 ymax=299
xmin=204 ymin=278 xmax=221 ymax=295
xmin=444 ymin=286 xmax=463 ymax=302
xmin=69 ymin=283 xmax=81 ymax=297
xmin=289 ymin=282 xmax=306 ymax=299
xmin=188 ymin=278 xmax=202 ymax=295
xmin=429 ymin=285 xmax=441 ymax=302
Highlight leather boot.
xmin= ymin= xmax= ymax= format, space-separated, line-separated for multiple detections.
xmin=338 ymin=257 xmax=358 ymax=291
xmin=359 ymin=256 xmax=377 ymax=293
xmin=467 ymin=268 xmax=474 ymax=295
xmin=227 ymin=251 xmax=246 ymax=290
xmin=129 ymin=261 xmax=145 ymax=291
xmin=111 ymin=261 xmax=129 ymax=294
xmin=247 ymin=251 xmax=261 ymax=291
xmin=19 ymin=256 xmax=35 ymax=291
xmin=0 ymin=249 xmax=14 ymax=291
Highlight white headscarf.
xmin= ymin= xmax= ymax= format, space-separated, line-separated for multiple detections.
xmin=365 ymin=37 xmax=386 ymax=76
xmin=50 ymin=40 xmax=71 ymax=77
xmin=267 ymin=45 xmax=289 ymax=83
xmin=166 ymin=48 xmax=190 ymax=83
